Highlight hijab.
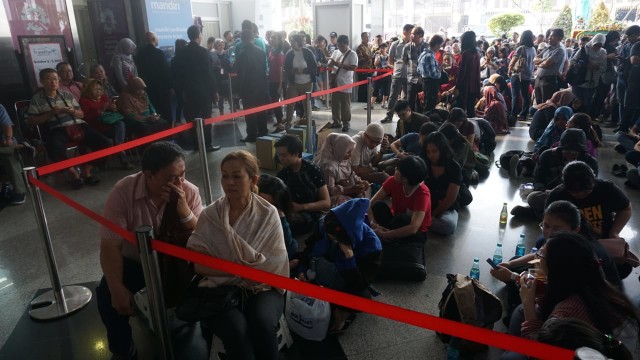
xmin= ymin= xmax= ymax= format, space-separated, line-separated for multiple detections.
xmin=316 ymin=133 xmax=356 ymax=168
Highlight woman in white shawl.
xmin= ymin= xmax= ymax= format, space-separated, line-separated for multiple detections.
xmin=315 ymin=133 xmax=370 ymax=206
xmin=110 ymin=38 xmax=138 ymax=91
xmin=570 ymin=34 xmax=607 ymax=111
xmin=187 ymin=150 xmax=288 ymax=360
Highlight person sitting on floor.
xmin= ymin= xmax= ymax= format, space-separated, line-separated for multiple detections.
xmin=118 ymin=77 xmax=170 ymax=138
xmin=481 ymin=85 xmax=510 ymax=134
xmin=393 ymin=99 xmax=430 ymax=139
xmin=624 ymin=138 xmax=640 ymax=189
xmin=546 ymin=161 xmax=633 ymax=278
xmin=187 ymin=150 xmax=288 ymax=360
xmin=79 ymin=78 xmax=132 ymax=170
xmin=351 ymin=123 xmax=391 ymax=185
xmin=420 ymin=131 xmax=464 ymax=236
xmin=315 ymin=133 xmax=370 ymax=207
xmin=445 ymin=107 xmax=477 ymax=150
xmin=297 ymin=198 xmax=382 ymax=331
xmin=615 ymin=112 xmax=640 ymax=154
xmin=529 ymin=88 xmax=583 ymax=141
xmin=438 ymin=123 xmax=475 ymax=187
xmin=534 ymin=106 xmax=572 ymax=153
xmin=275 ymin=134 xmax=331 ymax=236
xmin=368 ymin=155 xmax=431 ymax=244
xmin=27 ymin=68 xmax=111 ymax=189
xmin=511 ymin=129 xmax=598 ymax=220
xmin=389 ymin=122 xmax=439 ymax=161
xmin=555 ymin=112 xmax=602 ymax=157
xmin=257 ymin=174 xmax=298 ymax=266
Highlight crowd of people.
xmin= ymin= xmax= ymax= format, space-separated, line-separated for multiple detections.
xmin=1 ymin=17 xmax=640 ymax=360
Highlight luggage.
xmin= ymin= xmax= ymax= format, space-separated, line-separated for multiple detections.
xmin=379 ymin=240 xmax=427 ymax=282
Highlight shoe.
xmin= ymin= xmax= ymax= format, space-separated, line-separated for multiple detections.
xmin=509 ymin=155 xmax=520 ymax=178
xmin=312 ymin=105 xmax=320 ymax=111
xmin=240 ymin=137 xmax=256 ymax=143
xmin=380 ymin=117 xmax=393 ymax=124
xmin=613 ymin=164 xmax=626 ymax=177
xmin=614 ymin=144 xmax=627 ymax=154
xmin=381 ymin=104 xmax=388 ymax=109
xmin=328 ymin=122 xmax=342 ymax=129
xmin=341 ymin=125 xmax=350 ymax=132
xmin=206 ymin=145 xmax=222 ymax=152
xmin=624 ymin=180 xmax=640 ymax=190
xmin=510 ymin=205 xmax=535 ymax=219
xmin=69 ymin=178 xmax=83 ymax=189
xmin=364 ymin=106 xmax=374 ymax=110
xmin=83 ymin=176 xmax=101 ymax=186
xmin=9 ymin=192 xmax=25 ymax=205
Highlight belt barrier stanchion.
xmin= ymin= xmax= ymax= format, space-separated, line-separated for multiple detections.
xmin=305 ymin=92 xmax=314 ymax=155
xmin=227 ymin=73 xmax=235 ymax=113
xmin=194 ymin=118 xmax=213 ymax=205
xmin=326 ymin=69 xmax=331 ymax=108
xmin=367 ymin=76 xmax=373 ymax=125
xmin=22 ymin=167 xmax=92 ymax=320
xmin=136 ymin=226 xmax=174 ymax=360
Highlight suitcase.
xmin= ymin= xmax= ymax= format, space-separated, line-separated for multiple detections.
xmin=379 ymin=241 xmax=427 ymax=282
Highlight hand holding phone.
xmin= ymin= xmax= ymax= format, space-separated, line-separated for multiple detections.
xmin=486 ymin=258 xmax=499 ymax=270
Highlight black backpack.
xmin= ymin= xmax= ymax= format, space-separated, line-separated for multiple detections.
xmin=566 ymin=47 xmax=588 ymax=86
xmin=497 ymin=150 xmax=524 ymax=170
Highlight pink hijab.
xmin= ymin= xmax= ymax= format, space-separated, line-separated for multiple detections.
xmin=484 ymin=86 xmax=509 ymax=134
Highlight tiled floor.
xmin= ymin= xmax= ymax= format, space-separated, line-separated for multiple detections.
xmin=0 ymin=102 xmax=638 ymax=359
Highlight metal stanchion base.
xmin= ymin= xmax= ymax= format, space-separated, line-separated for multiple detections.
xmin=29 ymin=285 xmax=92 ymax=320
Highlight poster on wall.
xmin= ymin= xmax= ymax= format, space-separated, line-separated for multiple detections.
xmin=88 ymin=0 xmax=130 ymax=73
xmin=3 ymin=0 xmax=74 ymax=53
xmin=145 ymin=0 xmax=193 ymax=49
xmin=19 ymin=35 xmax=69 ymax=90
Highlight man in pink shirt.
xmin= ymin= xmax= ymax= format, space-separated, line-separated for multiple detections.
xmin=96 ymin=141 xmax=203 ymax=359
xmin=56 ymin=62 xmax=83 ymax=101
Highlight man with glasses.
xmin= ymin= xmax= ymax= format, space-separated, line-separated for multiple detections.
xmin=511 ymin=128 xmax=598 ymax=219
xmin=351 ymin=123 xmax=390 ymax=184
xmin=393 ymin=99 xmax=430 ymax=139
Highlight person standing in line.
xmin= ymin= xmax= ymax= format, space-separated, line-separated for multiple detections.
xmin=381 ymin=24 xmax=415 ymax=124
xmin=110 ymin=38 xmax=138 ymax=91
xmin=418 ymin=34 xmax=444 ymax=112
xmin=135 ymin=31 xmax=172 ymax=122
xmin=401 ymin=26 xmax=428 ymax=113
xmin=327 ymin=35 xmax=358 ymax=132
xmin=356 ymin=32 xmax=374 ymax=104
xmin=533 ymin=28 xmax=567 ymax=104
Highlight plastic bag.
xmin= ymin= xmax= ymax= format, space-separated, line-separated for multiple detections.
xmin=284 ymin=290 xmax=331 ymax=341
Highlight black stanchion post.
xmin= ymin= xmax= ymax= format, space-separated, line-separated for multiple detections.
xmin=326 ymin=69 xmax=331 ymax=108
xmin=367 ymin=76 xmax=373 ymax=125
xmin=136 ymin=226 xmax=174 ymax=360
xmin=228 ymin=73 xmax=235 ymax=113
xmin=305 ymin=92 xmax=314 ymax=155
xmin=22 ymin=167 xmax=92 ymax=320
xmin=194 ymin=118 xmax=213 ymax=205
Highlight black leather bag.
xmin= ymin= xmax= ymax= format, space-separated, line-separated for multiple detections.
xmin=175 ymin=276 xmax=242 ymax=322
xmin=379 ymin=241 xmax=427 ymax=282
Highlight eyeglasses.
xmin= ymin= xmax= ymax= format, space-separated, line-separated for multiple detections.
xmin=366 ymin=133 xmax=382 ymax=145
xmin=535 ymin=249 xmax=545 ymax=259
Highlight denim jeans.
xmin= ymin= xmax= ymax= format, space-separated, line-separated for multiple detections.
xmin=510 ymin=75 xmax=531 ymax=117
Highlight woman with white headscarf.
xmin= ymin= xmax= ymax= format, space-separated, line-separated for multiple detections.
xmin=110 ymin=38 xmax=138 ymax=91
xmin=315 ymin=133 xmax=370 ymax=206
xmin=569 ymin=33 xmax=607 ymax=111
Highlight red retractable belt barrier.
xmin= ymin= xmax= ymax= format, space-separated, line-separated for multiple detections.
xmin=25 ymin=172 xmax=573 ymax=360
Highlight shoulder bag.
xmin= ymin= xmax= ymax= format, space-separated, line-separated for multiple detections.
xmin=44 ymin=91 xmax=85 ymax=142
xmin=510 ymin=46 xmax=525 ymax=75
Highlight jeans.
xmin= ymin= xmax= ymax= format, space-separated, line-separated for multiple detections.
xmin=621 ymin=87 xmax=640 ymax=133
xmin=205 ymin=289 xmax=284 ymax=360
xmin=385 ymin=77 xmax=407 ymax=119
xmin=626 ymin=150 xmax=640 ymax=166
xmin=429 ymin=209 xmax=458 ymax=236
xmin=510 ymin=75 xmax=531 ymax=117
xmin=617 ymin=77 xmax=627 ymax=129
xmin=616 ymin=131 xmax=639 ymax=152
xmin=96 ymin=257 xmax=146 ymax=356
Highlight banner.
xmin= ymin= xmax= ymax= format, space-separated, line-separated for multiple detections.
xmin=145 ymin=0 xmax=192 ymax=49
xmin=2 ymin=0 xmax=74 ymax=53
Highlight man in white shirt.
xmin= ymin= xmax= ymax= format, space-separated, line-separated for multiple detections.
xmin=328 ymin=35 xmax=358 ymax=132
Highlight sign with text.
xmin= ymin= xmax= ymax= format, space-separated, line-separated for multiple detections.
xmin=19 ymin=35 xmax=69 ymax=90
xmin=145 ymin=0 xmax=193 ymax=48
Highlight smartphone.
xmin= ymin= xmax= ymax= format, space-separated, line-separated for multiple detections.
xmin=486 ymin=258 xmax=499 ymax=270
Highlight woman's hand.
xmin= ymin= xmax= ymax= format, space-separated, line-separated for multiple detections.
xmin=518 ymin=272 xmax=536 ymax=306
xmin=374 ymin=226 xmax=391 ymax=241
xmin=297 ymin=272 xmax=308 ymax=282
xmin=490 ymin=265 xmax=515 ymax=283
xmin=338 ymin=243 xmax=354 ymax=258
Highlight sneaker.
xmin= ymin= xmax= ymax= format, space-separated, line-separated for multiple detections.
xmin=341 ymin=125 xmax=350 ymax=132
xmin=9 ymin=192 xmax=25 ymax=205
xmin=311 ymin=105 xmax=320 ymax=111
xmin=328 ymin=122 xmax=342 ymax=129
xmin=614 ymin=144 xmax=627 ymax=154
xmin=380 ymin=116 xmax=393 ymax=124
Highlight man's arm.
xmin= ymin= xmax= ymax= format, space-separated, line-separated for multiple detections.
xmin=1 ymin=124 xmax=14 ymax=146
xmin=100 ymin=238 xmax=134 ymax=315
xmin=610 ymin=204 xmax=632 ymax=239
xmin=292 ymin=185 xmax=330 ymax=213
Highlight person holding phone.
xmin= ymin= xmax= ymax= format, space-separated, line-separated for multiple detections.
xmin=118 ymin=77 xmax=170 ymax=138
xmin=97 ymin=142 xmax=203 ymax=359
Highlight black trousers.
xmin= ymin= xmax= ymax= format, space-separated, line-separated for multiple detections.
xmin=45 ymin=124 xmax=111 ymax=163
xmin=372 ymin=200 xmax=427 ymax=243
xmin=184 ymin=93 xmax=213 ymax=148
xmin=534 ymin=75 xmax=559 ymax=104
xmin=422 ymin=77 xmax=440 ymax=112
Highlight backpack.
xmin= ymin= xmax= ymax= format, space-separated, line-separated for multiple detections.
xmin=437 ymin=274 xmax=502 ymax=354
xmin=497 ymin=150 xmax=524 ymax=170
xmin=566 ymin=47 xmax=588 ymax=86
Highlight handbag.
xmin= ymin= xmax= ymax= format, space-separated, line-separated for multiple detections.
xmin=329 ymin=50 xmax=352 ymax=88
xmin=510 ymin=47 xmax=525 ymax=74
xmin=598 ymin=238 xmax=640 ymax=267
xmin=65 ymin=123 xmax=85 ymax=142
xmin=175 ymin=275 xmax=242 ymax=322
xmin=285 ymin=287 xmax=331 ymax=341
xmin=566 ymin=47 xmax=589 ymax=86
xmin=99 ymin=111 xmax=125 ymax=125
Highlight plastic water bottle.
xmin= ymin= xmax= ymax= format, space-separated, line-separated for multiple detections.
xmin=493 ymin=243 xmax=503 ymax=265
xmin=499 ymin=202 xmax=508 ymax=225
xmin=530 ymin=247 xmax=538 ymax=254
xmin=469 ymin=257 xmax=480 ymax=280
xmin=515 ymin=234 xmax=526 ymax=257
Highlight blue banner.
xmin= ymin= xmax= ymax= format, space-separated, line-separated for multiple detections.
xmin=145 ymin=0 xmax=193 ymax=48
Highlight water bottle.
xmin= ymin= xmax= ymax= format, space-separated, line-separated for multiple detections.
xmin=499 ymin=202 xmax=508 ymax=225
xmin=530 ymin=247 xmax=538 ymax=254
xmin=493 ymin=243 xmax=503 ymax=265
xmin=515 ymin=233 xmax=526 ymax=257
xmin=469 ymin=257 xmax=480 ymax=280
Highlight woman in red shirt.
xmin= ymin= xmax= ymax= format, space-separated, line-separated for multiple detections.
xmin=79 ymin=79 xmax=132 ymax=169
